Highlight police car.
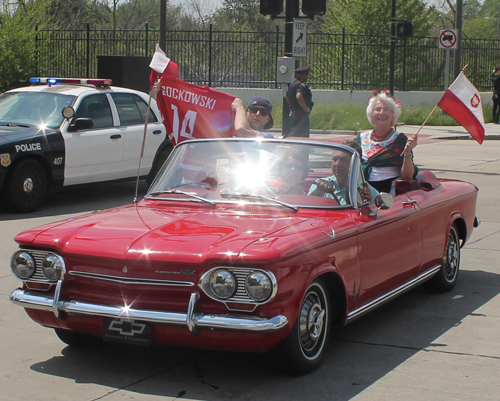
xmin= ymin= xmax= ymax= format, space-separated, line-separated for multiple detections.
xmin=0 ymin=78 xmax=171 ymax=213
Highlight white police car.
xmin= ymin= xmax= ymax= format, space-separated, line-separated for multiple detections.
xmin=0 ymin=78 xmax=171 ymax=212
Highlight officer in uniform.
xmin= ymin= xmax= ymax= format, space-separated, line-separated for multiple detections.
xmin=284 ymin=66 xmax=313 ymax=138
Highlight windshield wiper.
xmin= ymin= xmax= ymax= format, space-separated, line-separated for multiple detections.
xmin=146 ymin=189 xmax=215 ymax=206
xmin=220 ymin=193 xmax=298 ymax=212
xmin=0 ymin=122 xmax=31 ymax=128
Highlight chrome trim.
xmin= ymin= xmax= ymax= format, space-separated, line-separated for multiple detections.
xmin=186 ymin=292 xmax=200 ymax=335
xmin=9 ymin=289 xmax=288 ymax=334
xmin=69 ymin=271 xmax=195 ymax=287
xmin=474 ymin=217 xmax=481 ymax=228
xmin=345 ymin=265 xmax=440 ymax=323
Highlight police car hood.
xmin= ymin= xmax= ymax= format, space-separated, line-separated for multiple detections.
xmin=14 ymin=202 xmax=319 ymax=264
xmin=0 ymin=125 xmax=55 ymax=144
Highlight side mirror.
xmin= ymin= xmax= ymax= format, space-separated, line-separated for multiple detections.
xmin=62 ymin=106 xmax=75 ymax=119
xmin=374 ymin=192 xmax=394 ymax=210
xmin=369 ymin=192 xmax=394 ymax=216
xmin=68 ymin=118 xmax=94 ymax=132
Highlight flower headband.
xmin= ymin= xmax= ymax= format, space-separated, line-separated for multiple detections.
xmin=369 ymin=89 xmax=402 ymax=107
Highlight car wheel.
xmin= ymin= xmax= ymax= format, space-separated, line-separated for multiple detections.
xmin=55 ymin=328 xmax=100 ymax=347
xmin=3 ymin=159 xmax=47 ymax=213
xmin=278 ymin=278 xmax=331 ymax=375
xmin=424 ymin=224 xmax=461 ymax=293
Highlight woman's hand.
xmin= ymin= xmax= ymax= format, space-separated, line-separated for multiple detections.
xmin=404 ymin=133 xmax=418 ymax=156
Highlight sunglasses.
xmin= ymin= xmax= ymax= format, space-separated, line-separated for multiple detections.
xmin=283 ymin=162 xmax=305 ymax=171
xmin=248 ymin=107 xmax=270 ymax=117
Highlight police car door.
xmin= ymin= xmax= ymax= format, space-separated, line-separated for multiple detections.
xmin=109 ymin=93 xmax=165 ymax=177
xmin=62 ymin=93 xmax=124 ymax=185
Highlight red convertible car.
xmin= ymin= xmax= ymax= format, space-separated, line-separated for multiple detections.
xmin=9 ymin=138 xmax=479 ymax=374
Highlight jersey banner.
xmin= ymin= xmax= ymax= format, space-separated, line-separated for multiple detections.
xmin=156 ymin=77 xmax=236 ymax=146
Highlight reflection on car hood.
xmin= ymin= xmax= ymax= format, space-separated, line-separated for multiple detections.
xmin=15 ymin=203 xmax=321 ymax=264
xmin=0 ymin=125 xmax=55 ymax=145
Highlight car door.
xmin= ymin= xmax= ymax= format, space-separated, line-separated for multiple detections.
xmin=109 ymin=92 xmax=166 ymax=177
xmin=62 ymin=93 xmax=125 ymax=185
xmin=351 ymin=163 xmax=422 ymax=308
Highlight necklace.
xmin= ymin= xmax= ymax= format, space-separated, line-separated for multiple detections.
xmin=371 ymin=128 xmax=393 ymax=142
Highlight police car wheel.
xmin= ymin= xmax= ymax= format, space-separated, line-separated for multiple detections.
xmin=3 ymin=159 xmax=47 ymax=213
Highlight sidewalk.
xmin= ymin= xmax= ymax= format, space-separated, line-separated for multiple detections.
xmin=304 ymin=122 xmax=500 ymax=141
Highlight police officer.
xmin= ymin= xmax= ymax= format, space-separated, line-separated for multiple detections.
xmin=284 ymin=66 xmax=313 ymax=138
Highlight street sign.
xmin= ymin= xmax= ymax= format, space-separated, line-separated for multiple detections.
xmin=293 ymin=19 xmax=307 ymax=58
xmin=438 ymin=29 xmax=458 ymax=49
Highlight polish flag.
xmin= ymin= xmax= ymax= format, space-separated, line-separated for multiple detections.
xmin=149 ymin=44 xmax=179 ymax=89
xmin=437 ymin=71 xmax=485 ymax=144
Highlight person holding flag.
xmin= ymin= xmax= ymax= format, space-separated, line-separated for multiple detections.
xmin=355 ymin=90 xmax=418 ymax=195
xmin=231 ymin=96 xmax=276 ymax=138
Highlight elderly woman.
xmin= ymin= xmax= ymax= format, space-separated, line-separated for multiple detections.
xmin=355 ymin=91 xmax=418 ymax=194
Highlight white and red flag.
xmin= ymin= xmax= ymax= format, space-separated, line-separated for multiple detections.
xmin=438 ymin=71 xmax=485 ymax=144
xmin=149 ymin=44 xmax=179 ymax=89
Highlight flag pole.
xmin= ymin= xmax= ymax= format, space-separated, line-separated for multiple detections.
xmin=134 ymin=77 xmax=158 ymax=203
xmin=400 ymin=63 xmax=470 ymax=155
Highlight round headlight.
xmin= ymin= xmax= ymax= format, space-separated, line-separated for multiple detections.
xmin=11 ymin=251 xmax=35 ymax=279
xmin=209 ymin=269 xmax=236 ymax=299
xmin=42 ymin=255 xmax=64 ymax=281
xmin=245 ymin=272 xmax=272 ymax=301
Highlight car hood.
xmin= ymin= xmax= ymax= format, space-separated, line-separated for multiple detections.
xmin=0 ymin=125 xmax=54 ymax=144
xmin=15 ymin=203 xmax=327 ymax=264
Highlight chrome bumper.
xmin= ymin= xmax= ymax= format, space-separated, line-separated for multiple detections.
xmin=9 ymin=289 xmax=288 ymax=335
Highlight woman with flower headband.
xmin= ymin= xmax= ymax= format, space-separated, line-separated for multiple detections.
xmin=355 ymin=90 xmax=418 ymax=195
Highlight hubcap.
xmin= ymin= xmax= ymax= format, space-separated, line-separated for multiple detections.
xmin=299 ymin=291 xmax=325 ymax=352
xmin=23 ymin=178 xmax=34 ymax=194
xmin=445 ymin=232 xmax=459 ymax=279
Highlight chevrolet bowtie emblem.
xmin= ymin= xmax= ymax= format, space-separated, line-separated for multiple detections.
xmin=108 ymin=320 xmax=146 ymax=336
xmin=181 ymin=270 xmax=195 ymax=276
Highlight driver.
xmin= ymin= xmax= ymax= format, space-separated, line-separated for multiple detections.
xmin=308 ymin=141 xmax=378 ymax=204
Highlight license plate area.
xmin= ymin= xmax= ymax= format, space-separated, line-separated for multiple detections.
xmin=103 ymin=317 xmax=152 ymax=346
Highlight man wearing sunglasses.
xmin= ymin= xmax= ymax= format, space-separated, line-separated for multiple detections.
xmin=231 ymin=96 xmax=275 ymax=138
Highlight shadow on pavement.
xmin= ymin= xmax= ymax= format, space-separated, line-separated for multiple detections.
xmin=28 ymin=269 xmax=499 ymax=401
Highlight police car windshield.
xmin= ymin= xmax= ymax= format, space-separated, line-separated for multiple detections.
xmin=0 ymin=92 xmax=75 ymax=129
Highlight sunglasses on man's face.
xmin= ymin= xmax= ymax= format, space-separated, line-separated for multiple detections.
xmin=248 ymin=107 xmax=270 ymax=117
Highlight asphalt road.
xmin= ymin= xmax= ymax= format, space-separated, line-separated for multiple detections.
xmin=1 ymin=125 xmax=499 ymax=401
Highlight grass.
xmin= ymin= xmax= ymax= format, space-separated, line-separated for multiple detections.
xmin=271 ymin=102 xmax=494 ymax=131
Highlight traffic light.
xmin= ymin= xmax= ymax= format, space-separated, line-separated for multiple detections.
xmin=260 ymin=0 xmax=283 ymax=16
xmin=397 ymin=21 xmax=414 ymax=38
xmin=302 ymin=0 xmax=326 ymax=16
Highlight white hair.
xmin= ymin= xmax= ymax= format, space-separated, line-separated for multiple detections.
xmin=366 ymin=92 xmax=402 ymax=126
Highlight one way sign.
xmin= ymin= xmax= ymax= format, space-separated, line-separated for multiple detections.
xmin=293 ymin=19 xmax=307 ymax=58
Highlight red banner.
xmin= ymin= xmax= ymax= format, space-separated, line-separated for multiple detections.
xmin=156 ymin=77 xmax=236 ymax=146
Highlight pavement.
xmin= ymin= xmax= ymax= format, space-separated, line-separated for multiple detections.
xmin=1 ymin=124 xmax=500 ymax=401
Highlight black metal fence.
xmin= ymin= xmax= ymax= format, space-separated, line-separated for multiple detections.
xmin=35 ymin=24 xmax=500 ymax=92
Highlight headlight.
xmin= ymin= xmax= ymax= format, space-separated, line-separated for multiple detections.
xmin=11 ymin=251 xmax=35 ymax=279
xmin=42 ymin=255 xmax=64 ymax=281
xmin=245 ymin=272 xmax=272 ymax=301
xmin=209 ymin=269 xmax=236 ymax=299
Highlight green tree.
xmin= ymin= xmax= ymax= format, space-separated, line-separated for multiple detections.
xmin=0 ymin=0 xmax=53 ymax=91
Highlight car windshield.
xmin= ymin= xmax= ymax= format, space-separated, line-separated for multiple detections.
xmin=146 ymin=139 xmax=360 ymax=209
xmin=0 ymin=91 xmax=75 ymax=129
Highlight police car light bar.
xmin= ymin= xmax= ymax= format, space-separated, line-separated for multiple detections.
xmin=30 ymin=77 xmax=112 ymax=86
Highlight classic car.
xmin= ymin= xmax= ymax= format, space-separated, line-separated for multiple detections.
xmin=0 ymin=77 xmax=170 ymax=213
xmin=9 ymin=137 xmax=479 ymax=374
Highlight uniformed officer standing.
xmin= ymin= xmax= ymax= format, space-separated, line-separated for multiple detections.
xmin=284 ymin=66 xmax=313 ymax=138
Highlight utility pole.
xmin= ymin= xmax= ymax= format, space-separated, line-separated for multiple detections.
xmin=389 ymin=0 xmax=396 ymax=95
xmin=453 ymin=0 xmax=463 ymax=79
xmin=160 ymin=0 xmax=166 ymax=51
